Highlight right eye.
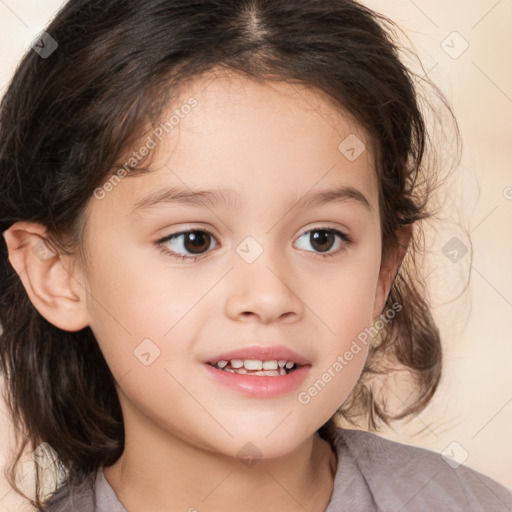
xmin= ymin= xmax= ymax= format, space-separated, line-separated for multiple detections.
xmin=156 ymin=228 xmax=219 ymax=262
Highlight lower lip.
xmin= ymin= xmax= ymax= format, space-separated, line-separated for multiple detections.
xmin=203 ymin=363 xmax=311 ymax=398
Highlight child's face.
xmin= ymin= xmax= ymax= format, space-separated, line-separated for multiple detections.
xmin=80 ymin=70 xmax=388 ymax=458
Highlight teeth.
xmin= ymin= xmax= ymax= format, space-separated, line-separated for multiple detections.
xmin=244 ymin=360 xmax=263 ymax=370
xmin=245 ymin=370 xmax=281 ymax=376
xmin=230 ymin=368 xmax=288 ymax=376
xmin=213 ymin=358 xmax=298 ymax=374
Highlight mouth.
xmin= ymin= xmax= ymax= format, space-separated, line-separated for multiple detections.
xmin=203 ymin=345 xmax=311 ymax=398
xmin=204 ymin=345 xmax=311 ymax=377
xmin=206 ymin=359 xmax=302 ymax=376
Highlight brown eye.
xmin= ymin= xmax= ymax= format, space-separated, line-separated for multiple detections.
xmin=295 ymin=227 xmax=351 ymax=257
xmin=182 ymin=231 xmax=212 ymax=254
xmin=309 ymin=230 xmax=336 ymax=253
xmin=158 ymin=229 xmax=218 ymax=261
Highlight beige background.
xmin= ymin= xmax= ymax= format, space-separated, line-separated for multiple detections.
xmin=0 ymin=0 xmax=511 ymax=509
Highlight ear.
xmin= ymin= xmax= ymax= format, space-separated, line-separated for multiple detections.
xmin=372 ymin=223 xmax=415 ymax=322
xmin=2 ymin=221 xmax=90 ymax=331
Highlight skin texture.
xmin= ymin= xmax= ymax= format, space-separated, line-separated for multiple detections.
xmin=4 ymin=70 xmax=412 ymax=512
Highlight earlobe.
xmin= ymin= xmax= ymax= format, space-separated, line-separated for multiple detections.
xmin=3 ymin=222 xmax=90 ymax=332
xmin=372 ymin=223 xmax=415 ymax=322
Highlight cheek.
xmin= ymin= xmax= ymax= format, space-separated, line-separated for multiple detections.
xmin=84 ymin=251 xmax=210 ymax=441
xmin=83 ymin=239 xmax=206 ymax=378
xmin=309 ymin=244 xmax=382 ymax=340
xmin=300 ymin=243 xmax=381 ymax=407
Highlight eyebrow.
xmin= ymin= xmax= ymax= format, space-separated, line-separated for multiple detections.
xmin=130 ymin=184 xmax=371 ymax=214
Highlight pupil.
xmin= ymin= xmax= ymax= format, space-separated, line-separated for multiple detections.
xmin=185 ymin=232 xmax=211 ymax=254
xmin=311 ymin=230 xmax=334 ymax=252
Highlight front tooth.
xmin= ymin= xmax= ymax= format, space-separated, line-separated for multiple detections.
xmin=285 ymin=361 xmax=294 ymax=369
xmin=278 ymin=360 xmax=287 ymax=368
xmin=279 ymin=368 xmax=286 ymax=376
xmin=244 ymin=360 xmax=263 ymax=370
xmin=230 ymin=359 xmax=244 ymax=368
xmin=262 ymin=360 xmax=278 ymax=370
xmin=217 ymin=360 xmax=228 ymax=369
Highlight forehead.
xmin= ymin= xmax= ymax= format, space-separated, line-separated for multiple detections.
xmin=167 ymin=69 xmax=373 ymax=160
xmin=88 ymin=69 xmax=378 ymax=221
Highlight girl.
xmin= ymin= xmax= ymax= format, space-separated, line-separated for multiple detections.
xmin=0 ymin=0 xmax=510 ymax=511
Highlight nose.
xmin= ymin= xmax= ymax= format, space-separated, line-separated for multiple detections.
xmin=224 ymin=248 xmax=305 ymax=324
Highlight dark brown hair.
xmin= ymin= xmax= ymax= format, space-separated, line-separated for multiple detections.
xmin=0 ymin=0 xmax=463 ymax=509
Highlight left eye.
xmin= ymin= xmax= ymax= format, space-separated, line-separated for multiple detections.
xmin=294 ymin=228 xmax=351 ymax=256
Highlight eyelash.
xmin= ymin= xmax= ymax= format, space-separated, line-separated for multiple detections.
xmin=156 ymin=226 xmax=352 ymax=262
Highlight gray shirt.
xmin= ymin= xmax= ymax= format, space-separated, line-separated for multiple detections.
xmin=46 ymin=428 xmax=512 ymax=511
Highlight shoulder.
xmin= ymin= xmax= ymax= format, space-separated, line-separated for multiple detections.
xmin=44 ymin=477 xmax=95 ymax=512
xmin=332 ymin=428 xmax=512 ymax=512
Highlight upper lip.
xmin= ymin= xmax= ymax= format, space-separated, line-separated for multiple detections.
xmin=205 ymin=345 xmax=311 ymax=366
